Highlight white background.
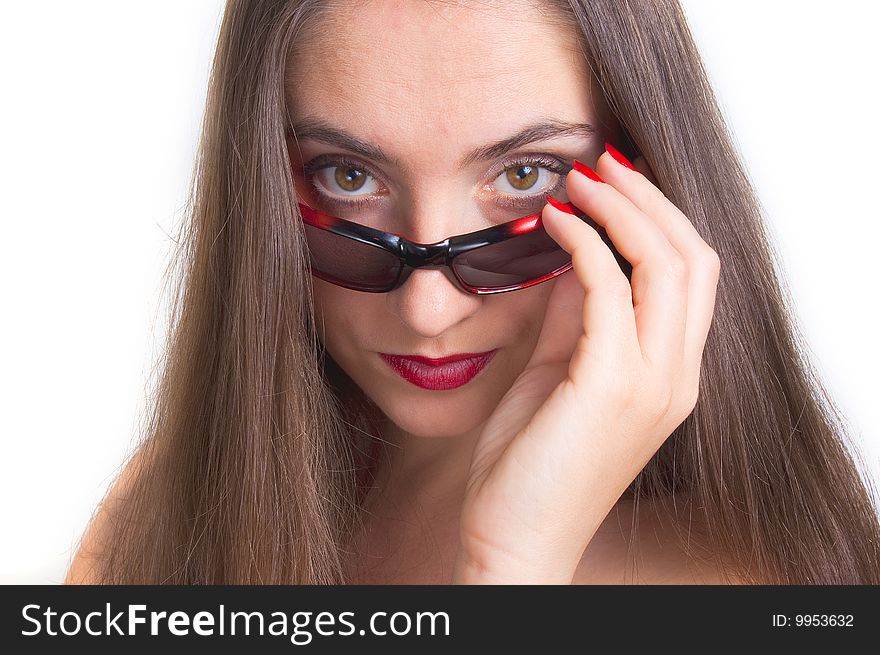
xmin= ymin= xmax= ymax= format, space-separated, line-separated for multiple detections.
xmin=1 ymin=1 xmax=877 ymax=583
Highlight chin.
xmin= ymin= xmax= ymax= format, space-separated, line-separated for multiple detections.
xmin=375 ymin=394 xmax=492 ymax=440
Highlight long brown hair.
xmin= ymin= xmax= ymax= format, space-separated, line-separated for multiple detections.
xmin=88 ymin=0 xmax=880 ymax=584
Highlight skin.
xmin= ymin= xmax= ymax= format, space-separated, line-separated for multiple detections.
xmin=285 ymin=0 xmax=725 ymax=584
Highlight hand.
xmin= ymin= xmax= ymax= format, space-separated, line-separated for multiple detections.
xmin=452 ymin=146 xmax=721 ymax=583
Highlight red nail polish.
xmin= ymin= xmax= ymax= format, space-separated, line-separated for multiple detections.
xmin=604 ymin=142 xmax=636 ymax=171
xmin=572 ymin=159 xmax=605 ymax=183
xmin=545 ymin=195 xmax=576 ymax=214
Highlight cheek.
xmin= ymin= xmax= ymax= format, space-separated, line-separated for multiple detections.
xmin=310 ymin=284 xmax=349 ymax=348
xmin=496 ymin=283 xmax=557 ymax=351
xmin=525 ymin=281 xmax=562 ymax=343
xmin=310 ymin=283 xmax=376 ymax=355
xmin=311 ymin=280 xmax=356 ymax=322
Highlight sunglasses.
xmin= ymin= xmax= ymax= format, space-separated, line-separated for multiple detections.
xmin=297 ymin=200 xmax=629 ymax=295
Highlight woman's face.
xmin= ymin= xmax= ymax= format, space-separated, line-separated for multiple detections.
xmin=286 ymin=0 xmax=618 ymax=439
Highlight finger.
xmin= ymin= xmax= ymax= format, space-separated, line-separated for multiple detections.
xmin=564 ymin=163 xmax=688 ymax=372
xmin=533 ymin=201 xmax=640 ymax=385
xmin=596 ymin=150 xmax=721 ymax=370
xmin=633 ymin=154 xmax=659 ymax=186
xmin=598 ymin=151 xmax=703 ymax=259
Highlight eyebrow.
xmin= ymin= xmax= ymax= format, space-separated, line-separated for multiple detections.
xmin=286 ymin=117 xmax=597 ymax=171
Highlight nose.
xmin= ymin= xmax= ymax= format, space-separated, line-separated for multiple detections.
xmin=385 ymin=195 xmax=486 ymax=336
xmin=386 ymin=265 xmax=481 ymax=339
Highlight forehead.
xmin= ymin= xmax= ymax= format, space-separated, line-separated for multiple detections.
xmin=286 ymin=0 xmax=604 ymax=165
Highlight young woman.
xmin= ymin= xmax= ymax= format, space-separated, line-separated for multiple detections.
xmin=66 ymin=0 xmax=880 ymax=584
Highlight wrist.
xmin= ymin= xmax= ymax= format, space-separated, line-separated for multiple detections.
xmin=451 ymin=543 xmax=579 ymax=585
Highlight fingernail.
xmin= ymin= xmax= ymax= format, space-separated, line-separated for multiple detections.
xmin=545 ymin=195 xmax=577 ymax=214
xmin=572 ymin=159 xmax=605 ymax=183
xmin=604 ymin=142 xmax=636 ymax=171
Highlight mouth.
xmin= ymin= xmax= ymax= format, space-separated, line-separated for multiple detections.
xmin=378 ymin=350 xmax=498 ymax=390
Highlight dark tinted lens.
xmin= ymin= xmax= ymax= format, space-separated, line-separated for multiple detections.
xmin=453 ymin=227 xmax=570 ymax=289
xmin=302 ymin=223 xmax=401 ymax=292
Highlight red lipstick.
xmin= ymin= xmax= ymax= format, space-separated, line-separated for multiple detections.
xmin=379 ymin=350 xmax=498 ymax=390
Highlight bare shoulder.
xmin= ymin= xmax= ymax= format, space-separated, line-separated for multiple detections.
xmin=572 ymin=494 xmax=749 ymax=585
xmin=64 ymin=449 xmax=146 ymax=584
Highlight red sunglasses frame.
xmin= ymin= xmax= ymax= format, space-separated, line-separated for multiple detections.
xmin=297 ymin=201 xmax=629 ymax=295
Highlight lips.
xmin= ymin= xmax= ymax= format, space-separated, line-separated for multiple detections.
xmin=379 ymin=350 xmax=498 ymax=390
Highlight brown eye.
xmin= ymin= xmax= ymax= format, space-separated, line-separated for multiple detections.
xmin=334 ymin=166 xmax=367 ymax=192
xmin=505 ymin=164 xmax=539 ymax=191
